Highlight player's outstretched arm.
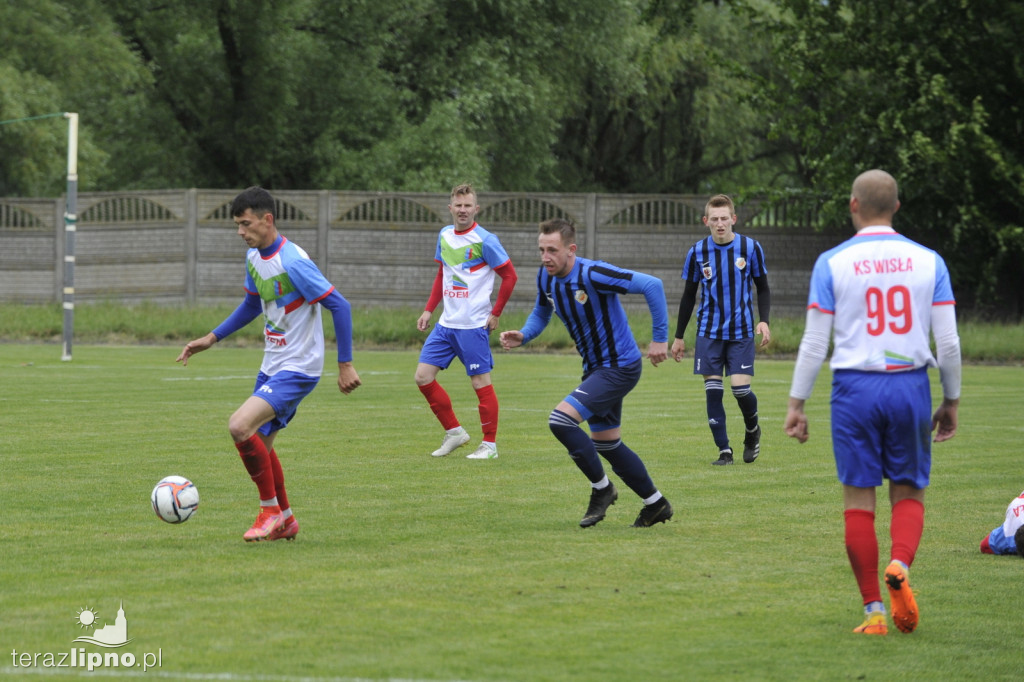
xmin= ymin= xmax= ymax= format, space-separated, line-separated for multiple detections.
xmin=176 ymin=332 xmax=217 ymax=367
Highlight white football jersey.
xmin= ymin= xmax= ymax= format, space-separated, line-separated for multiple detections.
xmin=244 ymin=237 xmax=333 ymax=377
xmin=807 ymin=226 xmax=955 ymax=372
xmin=434 ymin=223 xmax=511 ymax=329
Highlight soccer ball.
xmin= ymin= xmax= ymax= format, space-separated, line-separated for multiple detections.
xmin=151 ymin=476 xmax=199 ymax=524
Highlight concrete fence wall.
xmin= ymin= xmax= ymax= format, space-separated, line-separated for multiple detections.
xmin=0 ymin=189 xmax=845 ymax=318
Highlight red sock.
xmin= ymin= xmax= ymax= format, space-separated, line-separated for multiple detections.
xmin=475 ymin=384 xmax=498 ymax=442
xmin=418 ymin=380 xmax=460 ymax=430
xmin=268 ymin=448 xmax=289 ymax=512
xmin=235 ymin=434 xmax=276 ymax=501
xmin=844 ymin=508 xmax=882 ymax=604
xmin=890 ymin=498 xmax=925 ymax=567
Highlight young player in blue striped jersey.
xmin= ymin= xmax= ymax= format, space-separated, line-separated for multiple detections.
xmin=500 ymin=218 xmax=673 ymax=528
xmin=671 ymin=194 xmax=771 ymax=465
xmin=176 ymin=186 xmax=361 ymax=542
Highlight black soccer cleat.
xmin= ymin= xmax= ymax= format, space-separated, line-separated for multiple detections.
xmin=712 ymin=448 xmax=734 ymax=466
xmin=580 ymin=483 xmax=618 ymax=528
xmin=632 ymin=497 xmax=673 ymax=527
xmin=743 ymin=425 xmax=761 ymax=463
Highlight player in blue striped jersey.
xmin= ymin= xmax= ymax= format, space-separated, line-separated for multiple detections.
xmin=501 ymin=218 xmax=673 ymax=528
xmin=671 ymin=194 xmax=771 ymax=465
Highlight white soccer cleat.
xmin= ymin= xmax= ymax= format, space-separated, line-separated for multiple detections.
xmin=466 ymin=443 xmax=498 ymax=459
xmin=431 ymin=427 xmax=470 ymax=457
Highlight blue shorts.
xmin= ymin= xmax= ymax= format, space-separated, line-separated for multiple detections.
xmin=252 ymin=371 xmax=320 ymax=436
xmin=831 ymin=368 xmax=932 ymax=489
xmin=693 ymin=336 xmax=755 ymax=377
xmin=419 ymin=324 xmax=493 ymax=377
xmin=564 ymin=360 xmax=642 ymax=432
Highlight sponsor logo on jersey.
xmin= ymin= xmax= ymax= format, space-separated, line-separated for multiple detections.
xmin=444 ymin=274 xmax=470 ymax=298
xmin=265 ymin=321 xmax=287 ymax=347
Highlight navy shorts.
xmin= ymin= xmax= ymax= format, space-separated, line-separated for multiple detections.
xmin=419 ymin=324 xmax=493 ymax=377
xmin=831 ymin=368 xmax=932 ymax=489
xmin=564 ymin=360 xmax=642 ymax=432
xmin=693 ymin=336 xmax=755 ymax=377
xmin=252 ymin=370 xmax=320 ymax=436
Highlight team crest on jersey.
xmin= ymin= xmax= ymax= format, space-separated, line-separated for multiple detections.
xmin=702 ymin=262 xmax=713 ymax=280
xmin=574 ymin=290 xmax=588 ymax=305
xmin=735 ymin=257 xmax=747 ymax=270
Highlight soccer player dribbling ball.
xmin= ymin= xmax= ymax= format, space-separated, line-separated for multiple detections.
xmin=176 ymin=186 xmax=361 ymax=542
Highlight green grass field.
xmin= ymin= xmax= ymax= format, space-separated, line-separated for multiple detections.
xmin=1 ymin=344 xmax=1021 ymax=681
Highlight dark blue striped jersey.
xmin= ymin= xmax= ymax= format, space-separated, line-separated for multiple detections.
xmin=681 ymin=234 xmax=767 ymax=340
xmin=520 ymin=257 xmax=668 ymax=375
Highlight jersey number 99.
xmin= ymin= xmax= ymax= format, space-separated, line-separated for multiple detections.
xmin=866 ymin=285 xmax=912 ymax=336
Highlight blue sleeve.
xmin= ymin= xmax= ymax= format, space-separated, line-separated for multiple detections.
xmin=625 ymin=271 xmax=669 ymax=343
xmin=519 ymin=295 xmax=554 ymax=345
xmin=483 ymin=232 xmax=511 ymax=268
xmin=287 ymin=257 xmax=334 ymax=302
xmin=320 ymin=288 xmax=354 ymax=363
xmin=212 ymin=292 xmax=262 ymax=340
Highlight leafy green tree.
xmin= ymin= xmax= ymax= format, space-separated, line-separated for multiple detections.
xmin=0 ymin=0 xmax=150 ymax=195
xmin=747 ymin=0 xmax=1024 ymax=318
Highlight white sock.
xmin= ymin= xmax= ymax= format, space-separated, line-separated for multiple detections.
xmin=643 ymin=491 xmax=663 ymax=505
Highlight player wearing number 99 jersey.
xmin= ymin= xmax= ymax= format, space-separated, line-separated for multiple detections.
xmin=785 ymin=170 xmax=961 ymax=636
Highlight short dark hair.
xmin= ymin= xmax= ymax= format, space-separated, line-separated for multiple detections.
xmin=1015 ymin=526 xmax=1024 ymax=558
xmin=539 ymin=217 xmax=575 ymax=245
xmin=231 ymin=186 xmax=275 ymax=218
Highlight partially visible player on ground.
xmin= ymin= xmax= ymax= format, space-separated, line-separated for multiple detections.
xmin=415 ymin=183 xmax=517 ymax=460
xmin=980 ymin=490 xmax=1024 ymax=557
xmin=176 ymin=186 xmax=361 ymax=542
xmin=501 ymin=218 xmax=673 ymax=528
xmin=784 ymin=169 xmax=961 ymax=635
xmin=671 ymin=194 xmax=771 ymax=466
